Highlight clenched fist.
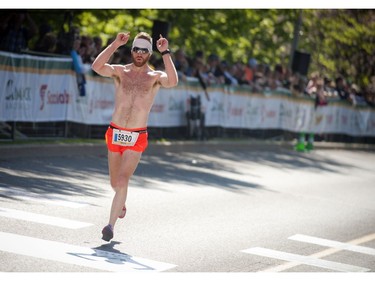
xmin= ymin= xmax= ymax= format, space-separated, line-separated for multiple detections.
xmin=115 ymin=32 xmax=130 ymax=46
xmin=156 ymin=34 xmax=169 ymax=53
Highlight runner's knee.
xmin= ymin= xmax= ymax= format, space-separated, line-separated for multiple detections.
xmin=110 ymin=176 xmax=130 ymax=190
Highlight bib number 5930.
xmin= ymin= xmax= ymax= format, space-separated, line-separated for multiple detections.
xmin=112 ymin=129 xmax=139 ymax=147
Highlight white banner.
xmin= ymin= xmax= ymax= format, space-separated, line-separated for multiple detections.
xmin=148 ymin=86 xmax=187 ymax=127
xmin=0 ymin=51 xmax=77 ymax=122
xmin=0 ymin=71 xmax=77 ymax=122
xmin=1 ymin=51 xmax=375 ymax=137
xmin=67 ymin=77 xmax=115 ymax=125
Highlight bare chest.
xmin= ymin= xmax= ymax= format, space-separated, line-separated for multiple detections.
xmin=118 ymin=71 xmax=159 ymax=98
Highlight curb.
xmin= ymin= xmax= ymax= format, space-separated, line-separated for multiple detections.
xmin=0 ymin=138 xmax=374 ymax=152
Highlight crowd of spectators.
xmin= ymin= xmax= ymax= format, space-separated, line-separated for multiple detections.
xmin=1 ymin=11 xmax=374 ymax=108
xmin=168 ymin=50 xmax=375 ymax=108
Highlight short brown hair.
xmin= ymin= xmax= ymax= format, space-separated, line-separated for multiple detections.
xmin=135 ymin=32 xmax=152 ymax=45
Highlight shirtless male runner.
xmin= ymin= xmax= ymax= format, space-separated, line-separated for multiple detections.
xmin=91 ymin=31 xmax=178 ymax=241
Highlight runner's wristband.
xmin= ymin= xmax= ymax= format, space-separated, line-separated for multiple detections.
xmin=161 ymin=49 xmax=171 ymax=56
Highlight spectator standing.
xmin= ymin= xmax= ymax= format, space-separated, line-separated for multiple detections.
xmin=189 ymin=57 xmax=210 ymax=101
xmin=363 ymin=86 xmax=375 ymax=107
xmin=69 ymin=27 xmax=88 ymax=96
xmin=252 ymin=63 xmax=267 ymax=93
xmin=232 ymin=61 xmax=247 ymax=85
xmin=33 ymin=22 xmax=53 ymax=52
xmin=221 ymin=60 xmax=238 ymax=86
xmin=0 ymin=11 xmax=38 ymax=52
xmin=365 ymin=76 xmax=375 ymax=107
xmin=335 ymin=76 xmax=350 ymax=102
xmin=349 ymin=84 xmax=367 ymax=106
xmin=174 ymin=48 xmax=190 ymax=81
xmin=315 ymin=78 xmax=328 ymax=108
xmin=78 ymin=35 xmax=94 ymax=63
xmin=323 ymin=77 xmax=335 ymax=97
xmin=93 ymin=35 xmax=104 ymax=57
xmin=304 ymin=71 xmax=320 ymax=96
xmin=290 ymin=72 xmax=304 ymax=97
xmin=206 ymin=54 xmax=225 ymax=85
xmin=242 ymin=58 xmax=257 ymax=86
xmin=34 ymin=32 xmax=57 ymax=53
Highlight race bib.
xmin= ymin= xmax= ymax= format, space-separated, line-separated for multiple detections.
xmin=112 ymin=129 xmax=139 ymax=147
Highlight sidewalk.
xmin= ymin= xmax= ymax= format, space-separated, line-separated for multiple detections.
xmin=154 ymin=138 xmax=375 ymax=150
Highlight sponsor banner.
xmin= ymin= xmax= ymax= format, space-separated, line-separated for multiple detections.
xmin=0 ymin=51 xmax=76 ymax=122
xmin=67 ymin=78 xmax=115 ymax=125
xmin=148 ymin=87 xmax=187 ymax=127
xmin=1 ymin=71 xmax=34 ymax=121
xmin=205 ymin=91 xmax=225 ymax=126
xmin=223 ymin=92 xmax=248 ymax=128
xmin=0 ymin=71 xmax=76 ymax=122
xmin=0 ymin=52 xmax=374 ymax=136
xmin=36 ymin=76 xmax=76 ymax=122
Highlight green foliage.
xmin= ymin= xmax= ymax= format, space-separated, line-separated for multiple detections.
xmin=13 ymin=9 xmax=375 ymax=87
xmin=301 ymin=9 xmax=375 ymax=86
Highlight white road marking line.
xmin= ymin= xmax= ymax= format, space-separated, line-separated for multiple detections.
xmin=0 ymin=187 xmax=89 ymax=208
xmin=0 ymin=207 xmax=92 ymax=229
xmin=241 ymin=247 xmax=370 ymax=272
xmin=0 ymin=231 xmax=177 ymax=272
xmin=289 ymin=234 xmax=375 ymax=256
xmin=14 ymin=195 xmax=88 ymax=208
xmin=261 ymin=232 xmax=375 ymax=272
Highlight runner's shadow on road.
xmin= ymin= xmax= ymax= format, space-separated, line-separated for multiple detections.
xmin=92 ymin=241 xmax=155 ymax=270
xmin=67 ymin=241 xmax=156 ymax=271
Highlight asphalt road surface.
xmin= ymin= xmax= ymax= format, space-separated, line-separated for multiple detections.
xmin=0 ymin=140 xmax=374 ymax=275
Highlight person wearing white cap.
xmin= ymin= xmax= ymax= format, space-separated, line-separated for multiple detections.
xmin=92 ymin=31 xmax=178 ymax=241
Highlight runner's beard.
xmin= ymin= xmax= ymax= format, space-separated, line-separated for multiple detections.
xmin=132 ymin=54 xmax=149 ymax=67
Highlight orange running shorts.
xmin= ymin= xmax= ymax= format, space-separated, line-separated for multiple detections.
xmin=105 ymin=122 xmax=148 ymax=154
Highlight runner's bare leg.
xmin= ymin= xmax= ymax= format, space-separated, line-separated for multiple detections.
xmin=107 ymin=149 xmax=142 ymax=227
